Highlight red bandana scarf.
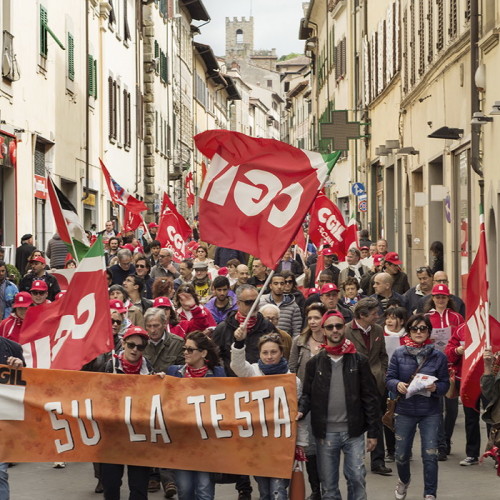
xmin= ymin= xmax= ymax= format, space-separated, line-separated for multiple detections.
xmin=403 ymin=336 xmax=433 ymax=348
xmin=235 ymin=310 xmax=257 ymax=331
xmin=185 ymin=364 xmax=209 ymax=378
xmin=116 ymin=353 xmax=142 ymax=374
xmin=321 ymin=338 xmax=357 ymax=356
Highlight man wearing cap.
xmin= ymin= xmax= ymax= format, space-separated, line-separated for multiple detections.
xmin=306 ymin=247 xmax=341 ymax=288
xmin=19 ymin=256 xmax=60 ymax=301
xmin=319 ymin=283 xmax=353 ymax=323
xmin=0 ymin=260 xmax=18 ymax=320
xmin=205 ymin=276 xmax=238 ymax=324
xmin=151 ymin=248 xmax=180 ymax=281
xmin=416 ymin=271 xmax=466 ymax=317
xmin=382 ymin=252 xmax=410 ymax=294
xmin=344 ymin=297 xmax=391 ymax=475
xmin=338 ymin=248 xmax=370 ymax=287
xmin=29 ymin=280 xmax=50 ymax=306
xmin=191 ymin=261 xmax=212 ymax=303
xmin=259 ymin=273 xmax=303 ymax=337
xmin=0 ymin=291 xmax=33 ymax=342
xmin=15 ymin=234 xmax=36 ymax=275
xmin=404 ymin=266 xmax=434 ymax=315
xmin=297 ymin=310 xmax=380 ymax=499
xmin=0 ymin=333 xmax=25 ymax=498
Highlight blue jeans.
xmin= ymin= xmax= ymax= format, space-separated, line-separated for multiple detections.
xmin=175 ymin=470 xmax=214 ymax=500
xmin=254 ymin=476 xmax=289 ymax=500
xmin=395 ymin=413 xmax=440 ymax=497
xmin=0 ymin=462 xmax=8 ymax=500
xmin=316 ymin=432 xmax=367 ymax=500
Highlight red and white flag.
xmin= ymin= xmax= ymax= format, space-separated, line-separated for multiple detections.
xmin=157 ymin=193 xmax=192 ymax=262
xmin=194 ymin=130 xmax=339 ymax=269
xmin=100 ymin=158 xmax=148 ymax=214
xmin=185 ymin=171 xmax=195 ymax=208
xmin=19 ymin=238 xmax=113 ymax=370
xmin=123 ymin=209 xmax=144 ymax=232
xmin=308 ymin=194 xmax=354 ymax=261
xmin=461 ymin=211 xmax=496 ymax=407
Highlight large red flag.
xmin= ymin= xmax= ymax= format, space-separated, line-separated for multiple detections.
xmin=185 ymin=171 xmax=195 ymax=208
xmin=460 ymin=212 xmax=492 ymax=407
xmin=18 ymin=238 xmax=113 ymax=370
xmin=194 ymin=130 xmax=339 ymax=269
xmin=100 ymin=158 xmax=147 ymax=214
xmin=157 ymin=192 xmax=191 ymax=262
xmin=308 ymin=194 xmax=352 ymax=261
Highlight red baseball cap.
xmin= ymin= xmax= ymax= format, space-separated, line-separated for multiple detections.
xmin=432 ymin=284 xmax=450 ymax=296
xmin=217 ymin=267 xmax=229 ymax=276
xmin=148 ymin=222 xmax=159 ymax=229
xmin=153 ymin=296 xmax=173 ymax=308
xmin=123 ymin=325 xmax=149 ymax=341
xmin=109 ymin=299 xmax=127 ymax=314
xmin=373 ymin=254 xmax=384 ymax=266
xmin=30 ymin=256 xmax=46 ymax=265
xmin=320 ymin=283 xmax=339 ymax=295
xmin=384 ymin=252 xmax=402 ymax=266
xmin=13 ymin=292 xmax=33 ymax=308
xmin=307 ymin=287 xmax=320 ymax=297
xmin=321 ymin=310 xmax=344 ymax=326
xmin=360 ymin=246 xmax=370 ymax=251
xmin=322 ymin=248 xmax=337 ymax=256
xmin=30 ymin=280 xmax=48 ymax=292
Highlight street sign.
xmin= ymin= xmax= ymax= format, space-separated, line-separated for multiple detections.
xmin=351 ymin=182 xmax=366 ymax=196
xmin=358 ymin=200 xmax=368 ymax=212
xmin=358 ymin=193 xmax=368 ymax=201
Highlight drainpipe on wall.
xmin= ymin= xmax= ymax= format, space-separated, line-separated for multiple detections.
xmin=82 ymin=0 xmax=90 ymax=201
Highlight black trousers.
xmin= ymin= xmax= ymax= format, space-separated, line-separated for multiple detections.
xmin=371 ymin=393 xmax=387 ymax=469
xmin=463 ymin=394 xmax=490 ymax=458
xmin=101 ymin=463 xmax=150 ymax=500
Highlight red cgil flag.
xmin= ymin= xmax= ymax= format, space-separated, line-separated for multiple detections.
xmin=157 ymin=192 xmax=191 ymax=262
xmin=194 ymin=130 xmax=339 ymax=270
xmin=100 ymin=158 xmax=147 ymax=214
xmin=185 ymin=170 xmax=195 ymax=208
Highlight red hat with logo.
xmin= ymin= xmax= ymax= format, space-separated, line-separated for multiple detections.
xmin=30 ymin=255 xmax=46 ymax=265
xmin=360 ymin=246 xmax=370 ymax=251
xmin=123 ymin=325 xmax=149 ymax=341
xmin=109 ymin=299 xmax=127 ymax=314
xmin=322 ymin=248 xmax=337 ymax=256
xmin=307 ymin=287 xmax=320 ymax=297
xmin=13 ymin=292 xmax=33 ymax=308
xmin=373 ymin=254 xmax=384 ymax=266
xmin=320 ymin=283 xmax=339 ymax=295
xmin=321 ymin=310 xmax=345 ymax=326
xmin=30 ymin=280 xmax=48 ymax=292
xmin=148 ymin=222 xmax=159 ymax=229
xmin=153 ymin=296 xmax=173 ymax=308
xmin=384 ymin=252 xmax=402 ymax=266
xmin=431 ymin=284 xmax=450 ymax=296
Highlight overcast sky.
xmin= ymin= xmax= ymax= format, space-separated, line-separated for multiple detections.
xmin=197 ymin=0 xmax=306 ymax=58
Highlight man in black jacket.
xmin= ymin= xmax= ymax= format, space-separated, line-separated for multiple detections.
xmin=18 ymin=256 xmax=61 ymax=301
xmin=0 ymin=337 xmax=25 ymax=498
xmin=298 ymin=310 xmax=380 ymax=500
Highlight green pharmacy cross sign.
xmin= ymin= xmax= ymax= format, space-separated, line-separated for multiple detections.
xmin=320 ymin=110 xmax=366 ymax=151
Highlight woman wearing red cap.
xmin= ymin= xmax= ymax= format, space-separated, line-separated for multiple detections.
xmin=100 ymin=326 xmax=155 ymax=498
xmin=0 ymin=292 xmax=33 ymax=342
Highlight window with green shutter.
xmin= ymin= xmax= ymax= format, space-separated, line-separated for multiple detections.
xmin=40 ymin=6 xmax=48 ymax=57
xmin=68 ymin=33 xmax=75 ymax=81
xmin=93 ymin=59 xmax=98 ymax=99
xmin=88 ymin=55 xmax=98 ymax=98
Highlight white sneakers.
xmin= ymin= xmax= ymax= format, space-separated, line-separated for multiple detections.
xmin=394 ymin=479 xmax=410 ymax=500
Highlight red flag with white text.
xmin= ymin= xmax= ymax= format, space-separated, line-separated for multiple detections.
xmin=461 ymin=211 xmax=491 ymax=407
xmin=157 ymin=193 xmax=192 ymax=262
xmin=18 ymin=238 xmax=113 ymax=370
xmin=194 ymin=130 xmax=339 ymax=269
xmin=185 ymin=171 xmax=195 ymax=208
xmin=100 ymin=158 xmax=148 ymax=214
xmin=309 ymin=194 xmax=352 ymax=261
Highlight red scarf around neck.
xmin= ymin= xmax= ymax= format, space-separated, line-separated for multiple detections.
xmin=185 ymin=364 xmax=209 ymax=378
xmin=321 ymin=338 xmax=357 ymax=356
xmin=403 ymin=336 xmax=433 ymax=348
xmin=116 ymin=353 xmax=142 ymax=374
xmin=235 ymin=310 xmax=257 ymax=331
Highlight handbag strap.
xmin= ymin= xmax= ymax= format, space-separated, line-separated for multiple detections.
xmin=392 ymin=355 xmax=429 ymax=403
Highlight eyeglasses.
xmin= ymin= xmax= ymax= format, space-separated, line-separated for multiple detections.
xmin=111 ymin=319 xmax=122 ymax=325
xmin=409 ymin=325 xmax=429 ymax=333
xmin=416 ymin=266 xmax=432 ymax=274
xmin=324 ymin=323 xmax=344 ymax=331
xmin=284 ymin=279 xmax=294 ymax=284
xmin=182 ymin=346 xmax=201 ymax=354
xmin=238 ymin=299 xmax=255 ymax=306
xmin=135 ymin=264 xmax=147 ymax=269
xmin=31 ymin=290 xmax=47 ymax=296
xmin=125 ymin=341 xmax=146 ymax=351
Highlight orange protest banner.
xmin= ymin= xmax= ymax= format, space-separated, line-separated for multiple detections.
xmin=0 ymin=366 xmax=297 ymax=478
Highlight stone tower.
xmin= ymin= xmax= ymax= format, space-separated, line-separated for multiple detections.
xmin=225 ymin=17 xmax=254 ymax=61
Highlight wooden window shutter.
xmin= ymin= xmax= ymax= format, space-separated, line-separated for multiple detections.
xmin=109 ymin=0 xmax=116 ymax=25
xmin=108 ymin=77 xmax=114 ymax=139
xmin=419 ymin=0 xmax=425 ymax=76
xmin=341 ymin=37 xmax=346 ymax=77
xmin=40 ymin=5 xmax=48 ymax=57
xmin=410 ymin=1 xmax=416 ymax=85
xmin=88 ymin=55 xmax=94 ymax=97
xmin=124 ymin=0 xmax=131 ymax=41
xmin=448 ymin=0 xmax=457 ymax=38
xmin=93 ymin=59 xmax=98 ymax=99
xmin=403 ymin=11 xmax=408 ymax=93
xmin=68 ymin=33 xmax=75 ymax=81
xmin=427 ymin=0 xmax=433 ymax=63
xmin=436 ymin=0 xmax=444 ymax=51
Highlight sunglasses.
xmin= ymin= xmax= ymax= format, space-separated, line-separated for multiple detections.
xmin=111 ymin=319 xmax=122 ymax=325
xmin=31 ymin=290 xmax=47 ymax=296
xmin=182 ymin=346 xmax=201 ymax=354
xmin=125 ymin=341 xmax=146 ymax=351
xmin=324 ymin=323 xmax=344 ymax=331
xmin=416 ymin=266 xmax=432 ymax=274
xmin=238 ymin=299 xmax=255 ymax=306
xmin=284 ymin=279 xmax=294 ymax=284
xmin=135 ymin=264 xmax=147 ymax=269
xmin=409 ymin=325 xmax=429 ymax=333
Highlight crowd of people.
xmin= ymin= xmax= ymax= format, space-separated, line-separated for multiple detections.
xmin=0 ymin=224 xmax=499 ymax=500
